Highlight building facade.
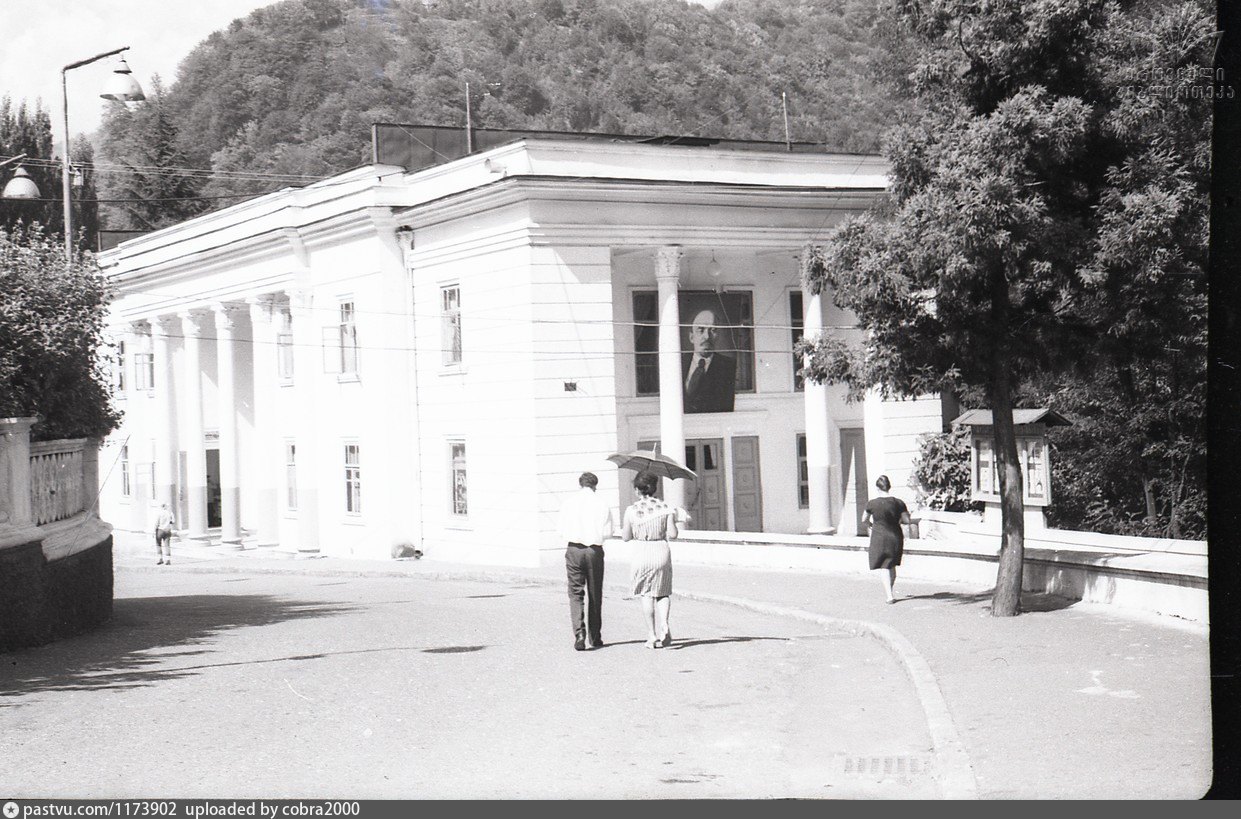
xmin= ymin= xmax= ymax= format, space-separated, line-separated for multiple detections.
xmin=98 ymin=136 xmax=945 ymax=566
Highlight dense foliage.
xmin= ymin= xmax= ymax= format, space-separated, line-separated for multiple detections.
xmin=0 ymin=224 xmax=120 ymax=442
xmin=797 ymin=0 xmax=1211 ymax=612
xmin=97 ymin=79 xmax=211 ymax=231
xmin=1 ymin=98 xmax=100 ymax=250
xmin=911 ymin=426 xmax=981 ymax=513
xmin=93 ymin=0 xmax=896 ymax=205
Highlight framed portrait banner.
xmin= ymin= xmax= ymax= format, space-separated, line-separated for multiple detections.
xmin=632 ymin=290 xmax=755 ymax=411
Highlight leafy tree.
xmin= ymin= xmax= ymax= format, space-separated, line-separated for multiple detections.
xmin=151 ymin=0 xmax=899 ymax=206
xmin=0 ymin=223 xmax=120 ymax=442
xmin=1 ymin=97 xmax=60 ymax=233
xmin=1 ymin=98 xmax=102 ymax=260
xmin=96 ymin=78 xmax=209 ymax=231
xmin=798 ymin=0 xmax=1211 ymax=615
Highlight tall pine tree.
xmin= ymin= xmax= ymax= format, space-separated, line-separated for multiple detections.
xmin=96 ymin=78 xmax=208 ymax=232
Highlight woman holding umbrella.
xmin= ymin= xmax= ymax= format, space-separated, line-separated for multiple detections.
xmin=622 ymin=471 xmax=680 ymax=648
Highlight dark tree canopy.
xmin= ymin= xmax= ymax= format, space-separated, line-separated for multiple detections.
xmin=91 ymin=0 xmax=899 ymax=206
xmin=0 ymin=224 xmax=120 ymax=442
xmin=799 ymin=0 xmax=1211 ymax=612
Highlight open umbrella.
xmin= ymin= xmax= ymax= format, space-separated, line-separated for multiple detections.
xmin=607 ymin=448 xmax=697 ymax=482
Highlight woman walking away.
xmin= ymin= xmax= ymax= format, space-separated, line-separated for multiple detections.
xmin=862 ymin=475 xmax=911 ymax=604
xmin=622 ymin=471 xmax=679 ymax=648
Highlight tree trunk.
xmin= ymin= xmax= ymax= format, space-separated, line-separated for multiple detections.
xmin=989 ymin=366 xmax=1025 ymax=617
xmin=1143 ymin=476 xmax=1158 ymax=523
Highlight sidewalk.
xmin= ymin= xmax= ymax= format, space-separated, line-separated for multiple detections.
xmin=112 ymin=530 xmax=1213 ymax=799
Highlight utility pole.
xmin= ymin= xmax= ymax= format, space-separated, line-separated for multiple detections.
xmin=465 ymin=81 xmax=473 ymax=153
xmin=782 ymin=91 xmax=792 ymax=152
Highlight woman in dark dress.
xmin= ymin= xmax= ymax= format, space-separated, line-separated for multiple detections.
xmin=862 ymin=475 xmax=911 ymax=604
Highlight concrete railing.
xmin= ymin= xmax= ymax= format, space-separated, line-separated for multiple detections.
xmin=29 ymin=438 xmax=96 ymax=525
xmin=592 ymin=511 xmax=1209 ymax=624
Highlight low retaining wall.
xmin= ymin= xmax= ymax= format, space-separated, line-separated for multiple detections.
xmin=0 ymin=515 xmax=114 ymax=652
xmin=589 ymin=521 xmax=1208 ymax=623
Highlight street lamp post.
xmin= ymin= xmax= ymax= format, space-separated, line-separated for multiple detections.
xmin=61 ymin=46 xmax=145 ymax=266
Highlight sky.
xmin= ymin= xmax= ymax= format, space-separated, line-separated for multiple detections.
xmin=2 ymin=0 xmax=725 ymax=151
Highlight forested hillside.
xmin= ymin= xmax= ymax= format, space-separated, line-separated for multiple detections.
xmin=94 ymin=0 xmax=897 ymax=223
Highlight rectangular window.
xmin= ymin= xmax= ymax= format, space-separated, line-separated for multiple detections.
xmin=115 ymin=340 xmax=127 ymax=392
xmin=121 ymin=445 xmax=131 ymax=497
xmin=277 ymin=330 xmax=294 ymax=382
xmin=633 ymin=291 xmax=659 ymax=395
xmin=976 ymin=438 xmax=998 ymax=496
xmin=344 ymin=443 xmax=361 ymax=514
xmin=797 ymin=434 xmax=809 ymax=509
xmin=790 ymin=291 xmax=805 ymax=392
xmin=339 ymin=302 xmax=359 ymax=375
xmin=285 ymin=442 xmax=297 ymax=511
xmin=441 ymin=285 xmax=462 ymax=365
xmin=133 ymin=352 xmax=154 ymax=391
xmin=1024 ymin=439 xmax=1046 ymax=500
xmin=450 ymin=441 xmax=467 ymax=515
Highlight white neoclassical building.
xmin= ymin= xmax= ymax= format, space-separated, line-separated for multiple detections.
xmin=97 ymin=132 xmax=946 ymax=566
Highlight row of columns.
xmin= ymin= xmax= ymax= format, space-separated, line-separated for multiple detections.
xmin=651 ymin=245 xmax=833 ymax=533
xmin=135 ymin=293 xmax=300 ymax=547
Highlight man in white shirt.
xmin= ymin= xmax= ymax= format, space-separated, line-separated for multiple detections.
xmin=558 ymin=472 xmax=614 ymax=651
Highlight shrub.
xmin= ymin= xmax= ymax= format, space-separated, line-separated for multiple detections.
xmin=0 ymin=223 xmax=120 ymax=441
xmin=911 ymin=426 xmax=982 ymax=513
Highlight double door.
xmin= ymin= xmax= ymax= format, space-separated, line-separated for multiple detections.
xmin=636 ymin=436 xmax=762 ymax=533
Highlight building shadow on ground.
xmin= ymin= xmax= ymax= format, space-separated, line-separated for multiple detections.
xmin=899 ymin=589 xmax=1078 ymax=613
xmin=0 ymin=594 xmax=354 ymax=700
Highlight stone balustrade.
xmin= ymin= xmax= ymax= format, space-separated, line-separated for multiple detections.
xmin=29 ymin=438 xmax=91 ymax=526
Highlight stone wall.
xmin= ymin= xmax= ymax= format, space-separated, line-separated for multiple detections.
xmin=0 ymin=532 xmax=113 ymax=652
xmin=0 ymin=538 xmax=51 ymax=650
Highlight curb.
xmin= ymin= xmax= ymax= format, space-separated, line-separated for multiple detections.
xmin=672 ymin=589 xmax=978 ymax=800
xmin=117 ymin=558 xmax=978 ymax=798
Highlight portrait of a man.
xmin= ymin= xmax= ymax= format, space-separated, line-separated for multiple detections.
xmin=682 ymin=305 xmax=737 ymax=413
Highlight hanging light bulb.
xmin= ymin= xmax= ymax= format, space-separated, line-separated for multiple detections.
xmin=2 ymin=166 xmax=41 ymax=200
xmin=706 ymin=250 xmax=723 ymax=279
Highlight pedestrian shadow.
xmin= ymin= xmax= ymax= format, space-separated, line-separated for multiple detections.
xmin=0 ymin=594 xmax=354 ymax=700
xmin=898 ymin=590 xmax=1078 ymax=612
xmin=667 ymin=636 xmax=789 ymax=650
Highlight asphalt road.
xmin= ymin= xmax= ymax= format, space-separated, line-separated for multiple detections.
xmin=0 ymin=566 xmax=942 ymax=799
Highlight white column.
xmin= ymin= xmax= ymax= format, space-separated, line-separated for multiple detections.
xmin=178 ymin=311 xmax=208 ymax=538
xmin=655 ymin=246 xmax=687 ymax=512
xmin=150 ymin=316 xmax=178 ymax=515
xmin=801 ymin=286 xmax=833 ymax=533
xmin=247 ymin=295 xmax=280 ymax=547
xmin=289 ymin=288 xmax=320 ymax=553
xmin=212 ymin=302 xmax=243 ymax=545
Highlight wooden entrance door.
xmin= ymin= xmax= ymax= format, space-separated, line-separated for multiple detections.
xmin=684 ymin=438 xmax=725 ymax=531
xmin=731 ymin=435 xmax=762 ymax=532
xmin=206 ymin=448 xmax=222 ymax=529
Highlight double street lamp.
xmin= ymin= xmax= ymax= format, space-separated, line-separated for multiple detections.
xmin=60 ymin=47 xmax=145 ymax=265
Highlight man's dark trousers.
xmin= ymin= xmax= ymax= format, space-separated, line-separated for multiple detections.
xmin=566 ymin=542 xmax=605 ymax=646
